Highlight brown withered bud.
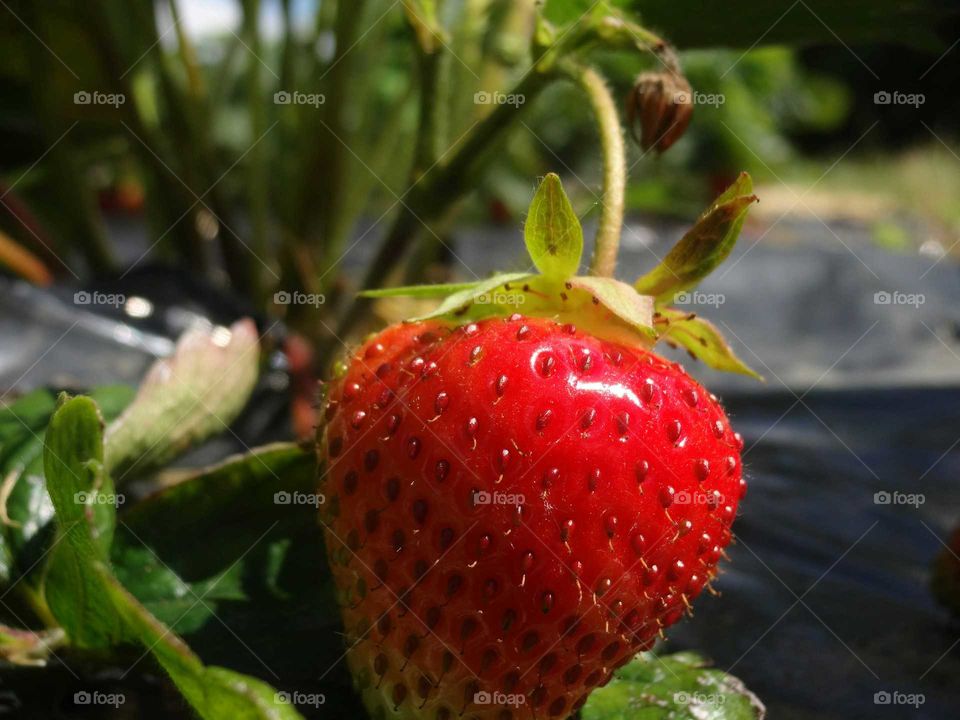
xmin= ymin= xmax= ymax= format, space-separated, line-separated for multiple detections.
xmin=626 ymin=71 xmax=694 ymax=154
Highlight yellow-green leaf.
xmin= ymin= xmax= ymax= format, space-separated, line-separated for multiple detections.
xmin=570 ymin=276 xmax=655 ymax=338
xmin=635 ymin=173 xmax=756 ymax=302
xmin=656 ymin=308 xmax=762 ymax=379
xmin=524 ymin=173 xmax=583 ymax=280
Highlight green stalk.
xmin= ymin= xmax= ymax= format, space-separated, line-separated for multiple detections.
xmin=318 ymin=69 xmax=551 ymax=367
xmin=22 ymin=4 xmax=116 ymax=274
xmin=296 ymin=0 xmax=369 ymax=242
xmin=167 ymin=0 xmax=204 ymax=99
xmin=242 ymin=0 xmax=270 ymax=303
xmin=563 ymin=63 xmax=626 ymax=278
xmin=279 ymin=0 xmax=296 ymax=91
xmin=413 ymin=49 xmax=443 ymax=175
xmin=89 ymin=0 xmax=207 ymax=272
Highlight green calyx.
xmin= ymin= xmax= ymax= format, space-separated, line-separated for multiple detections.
xmin=361 ymin=172 xmax=761 ymax=379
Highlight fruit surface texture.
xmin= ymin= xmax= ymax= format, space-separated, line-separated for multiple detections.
xmin=319 ymin=315 xmax=744 ymax=719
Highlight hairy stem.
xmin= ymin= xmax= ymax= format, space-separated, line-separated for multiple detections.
xmin=565 ymin=63 xmax=626 ymax=278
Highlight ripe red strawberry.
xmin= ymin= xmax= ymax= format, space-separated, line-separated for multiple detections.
xmin=317 ymin=173 xmax=757 ymax=719
xmin=319 ymin=314 xmax=744 ymax=719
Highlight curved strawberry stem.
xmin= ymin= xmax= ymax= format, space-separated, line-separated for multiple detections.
xmin=562 ymin=62 xmax=626 ymax=279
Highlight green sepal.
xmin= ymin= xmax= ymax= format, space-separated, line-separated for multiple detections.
xmin=569 ymin=276 xmax=655 ymax=340
xmin=359 ymin=172 xmax=764 ymax=377
xmin=635 ymin=173 xmax=757 ymax=303
xmin=361 ymin=272 xmax=655 ymax=347
xmin=407 ymin=272 xmax=536 ymax=320
xmin=655 ymin=307 xmax=762 ymax=379
xmin=524 ymin=173 xmax=584 ymax=280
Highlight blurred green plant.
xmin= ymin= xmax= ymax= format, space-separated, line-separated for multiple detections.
xmin=0 ymin=0 xmax=948 ymax=371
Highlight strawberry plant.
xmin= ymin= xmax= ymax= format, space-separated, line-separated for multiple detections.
xmin=1 ymin=165 xmax=763 ymax=719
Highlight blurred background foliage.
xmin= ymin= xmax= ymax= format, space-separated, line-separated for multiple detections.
xmin=0 ymin=0 xmax=958 ymax=365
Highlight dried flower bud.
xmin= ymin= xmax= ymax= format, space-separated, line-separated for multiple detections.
xmin=626 ymin=71 xmax=694 ymax=154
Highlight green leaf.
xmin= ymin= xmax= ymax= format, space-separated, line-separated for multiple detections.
xmin=524 ymin=173 xmax=583 ymax=280
xmin=42 ymin=394 xmax=126 ymax=647
xmin=582 ymin=651 xmax=766 ymax=719
xmin=95 ymin=565 xmax=304 ymax=720
xmin=110 ymin=444 xmax=356 ymax=709
xmin=112 ymin=444 xmax=331 ymax=634
xmin=43 ymin=399 xmax=308 ymax=719
xmin=656 ymin=308 xmax=762 ymax=380
xmin=104 ymin=318 xmax=260 ymax=482
xmin=0 ymin=386 xmax=133 ymax=595
xmin=635 ymin=173 xmax=756 ymax=303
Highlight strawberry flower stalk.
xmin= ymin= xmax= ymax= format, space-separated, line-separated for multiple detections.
xmin=318 ymin=167 xmax=760 ymax=719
